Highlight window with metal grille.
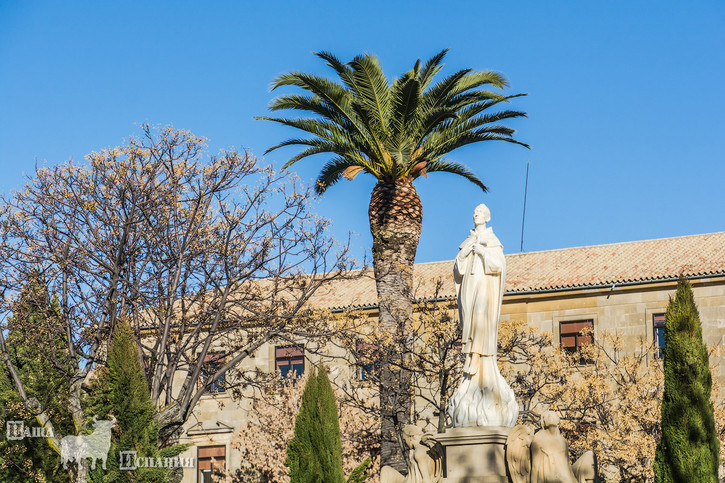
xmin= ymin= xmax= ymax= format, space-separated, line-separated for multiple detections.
xmin=355 ymin=342 xmax=380 ymax=381
xmin=653 ymin=313 xmax=666 ymax=358
xmin=275 ymin=346 xmax=304 ymax=378
xmin=199 ymin=353 xmax=226 ymax=393
xmin=198 ymin=445 xmax=225 ymax=483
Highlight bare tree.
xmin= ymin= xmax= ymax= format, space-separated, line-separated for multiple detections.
xmin=328 ymin=279 xmax=462 ymax=445
xmin=0 ymin=125 xmax=355 ymax=482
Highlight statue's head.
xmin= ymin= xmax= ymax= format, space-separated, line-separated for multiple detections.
xmin=402 ymin=424 xmax=424 ymax=448
xmin=473 ymin=203 xmax=491 ymax=226
xmin=540 ymin=410 xmax=560 ymax=430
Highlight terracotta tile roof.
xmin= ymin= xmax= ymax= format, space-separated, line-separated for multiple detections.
xmin=308 ymin=232 xmax=725 ymax=310
xmin=504 ymin=231 xmax=725 ymax=293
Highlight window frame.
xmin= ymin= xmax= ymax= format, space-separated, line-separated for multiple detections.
xmin=275 ymin=345 xmax=305 ymax=378
xmin=653 ymin=312 xmax=666 ymax=359
xmin=198 ymin=352 xmax=226 ymax=393
xmin=198 ymin=445 xmax=226 ymax=483
xmin=354 ymin=342 xmax=380 ymax=382
xmin=558 ymin=319 xmax=595 ymax=363
xmin=559 ymin=319 xmax=594 ymax=351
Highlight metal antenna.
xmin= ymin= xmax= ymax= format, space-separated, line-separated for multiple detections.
xmin=520 ymin=161 xmax=530 ymax=253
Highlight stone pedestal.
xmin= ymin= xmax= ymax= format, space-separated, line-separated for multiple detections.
xmin=435 ymin=426 xmax=510 ymax=483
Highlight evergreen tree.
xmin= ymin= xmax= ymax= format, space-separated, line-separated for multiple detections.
xmin=87 ymin=322 xmax=188 ymax=482
xmin=286 ymin=366 xmax=345 ymax=483
xmin=0 ymin=278 xmax=72 ymax=482
xmin=654 ymin=277 xmax=720 ymax=482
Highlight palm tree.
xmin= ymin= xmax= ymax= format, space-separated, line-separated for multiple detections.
xmin=259 ymin=49 xmax=528 ymax=472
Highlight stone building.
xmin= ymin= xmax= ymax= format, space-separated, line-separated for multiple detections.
xmin=178 ymin=231 xmax=725 ymax=482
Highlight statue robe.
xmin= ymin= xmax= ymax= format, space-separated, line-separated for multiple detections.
xmin=448 ymin=225 xmax=518 ymax=427
xmin=454 ymin=226 xmax=505 ymax=359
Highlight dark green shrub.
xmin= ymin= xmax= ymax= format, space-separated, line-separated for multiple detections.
xmin=654 ymin=277 xmax=720 ymax=482
xmin=286 ymin=365 xmax=345 ymax=483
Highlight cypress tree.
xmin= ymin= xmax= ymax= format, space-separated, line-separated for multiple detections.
xmin=0 ymin=278 xmax=73 ymax=482
xmin=286 ymin=366 xmax=345 ymax=483
xmin=654 ymin=277 xmax=720 ymax=482
xmin=87 ymin=322 xmax=188 ymax=482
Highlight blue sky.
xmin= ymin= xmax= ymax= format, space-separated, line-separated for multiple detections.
xmin=1 ymin=1 xmax=723 ymax=264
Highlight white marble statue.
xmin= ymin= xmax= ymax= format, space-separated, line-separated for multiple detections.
xmin=448 ymin=203 xmax=518 ymax=428
xmin=380 ymin=425 xmax=443 ymax=483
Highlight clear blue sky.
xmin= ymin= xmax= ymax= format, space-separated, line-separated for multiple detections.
xmin=1 ymin=1 xmax=723 ymax=264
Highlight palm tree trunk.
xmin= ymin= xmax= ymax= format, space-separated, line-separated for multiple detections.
xmin=368 ymin=178 xmax=422 ymax=474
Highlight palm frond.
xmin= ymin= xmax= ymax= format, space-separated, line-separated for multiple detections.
xmin=263 ymin=139 xmax=351 ymax=168
xmin=415 ymin=107 xmax=459 ymax=143
xmin=424 ymin=160 xmax=488 ymax=191
xmin=259 ymin=50 xmax=528 ymax=191
xmin=257 ymin=118 xmax=379 ymax=168
xmin=267 ymin=95 xmax=358 ymax=132
xmin=349 ymin=54 xmax=392 ymax=135
xmin=421 ymin=68 xmax=473 ymax=110
xmin=313 ymin=51 xmax=357 ymax=91
xmin=388 ymin=139 xmax=416 ymax=176
xmin=434 ymin=110 xmax=528 ymax=136
xmin=411 ymin=58 xmax=421 ymax=78
xmin=425 ymin=130 xmax=530 ymax=160
xmin=257 ymin=117 xmax=355 ymax=147
xmin=389 ymin=77 xmax=421 ymax=144
xmin=444 ymin=71 xmax=508 ymax=99
xmin=314 ymin=51 xmax=348 ymax=75
xmin=270 ymin=72 xmax=349 ymax=105
xmin=315 ymin=157 xmax=368 ymax=194
xmin=263 ymin=71 xmax=382 ymax=161
xmin=419 ymin=49 xmax=449 ymax=90
xmin=448 ymin=92 xmax=527 ymax=112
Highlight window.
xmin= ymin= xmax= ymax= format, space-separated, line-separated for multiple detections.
xmin=560 ymin=320 xmax=594 ymax=362
xmin=198 ymin=445 xmax=225 ymax=483
xmin=276 ymin=346 xmax=304 ymax=377
xmin=653 ymin=313 xmax=665 ymax=358
xmin=199 ymin=353 xmax=226 ymax=393
xmin=355 ymin=342 xmax=380 ymax=381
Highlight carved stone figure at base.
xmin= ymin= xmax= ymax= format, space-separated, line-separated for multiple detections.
xmin=572 ymin=450 xmax=597 ymax=483
xmin=505 ymin=412 xmax=598 ymax=483
xmin=530 ymin=411 xmax=577 ymax=483
xmin=380 ymin=425 xmax=443 ymax=483
xmin=506 ymin=424 xmax=534 ymax=483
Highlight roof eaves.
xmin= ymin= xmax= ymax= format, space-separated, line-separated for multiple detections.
xmin=505 ymin=271 xmax=725 ymax=295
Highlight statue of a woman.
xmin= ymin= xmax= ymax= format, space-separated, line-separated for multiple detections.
xmin=530 ymin=411 xmax=578 ymax=483
xmin=448 ymin=204 xmax=518 ymax=427
xmin=380 ymin=425 xmax=443 ymax=483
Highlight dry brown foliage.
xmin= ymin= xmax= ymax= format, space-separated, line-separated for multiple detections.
xmin=230 ymin=372 xmax=379 ymax=482
xmin=500 ymin=319 xmax=724 ymax=482
xmin=0 ymin=125 xmax=355 ymax=481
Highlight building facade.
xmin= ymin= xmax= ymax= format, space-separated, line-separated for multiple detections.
xmin=177 ymin=232 xmax=725 ymax=482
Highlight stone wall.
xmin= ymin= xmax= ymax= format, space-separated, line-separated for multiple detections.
xmin=174 ymin=275 xmax=725 ymax=482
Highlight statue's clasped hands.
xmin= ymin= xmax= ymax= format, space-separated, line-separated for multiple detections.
xmin=472 ymin=243 xmax=488 ymax=257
